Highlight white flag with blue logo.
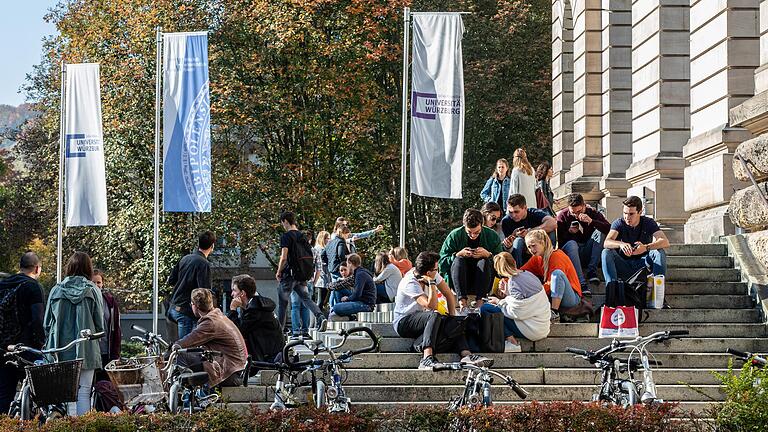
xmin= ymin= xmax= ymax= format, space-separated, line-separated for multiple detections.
xmin=65 ymin=63 xmax=108 ymax=226
xmin=410 ymin=14 xmax=465 ymax=199
xmin=163 ymin=32 xmax=211 ymax=212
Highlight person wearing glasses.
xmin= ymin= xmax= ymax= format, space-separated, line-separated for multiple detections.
xmin=438 ymin=208 xmax=503 ymax=311
xmin=394 ymin=252 xmax=493 ymax=370
xmin=481 ymin=201 xmax=505 ymax=243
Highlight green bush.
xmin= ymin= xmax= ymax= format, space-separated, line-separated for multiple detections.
xmin=119 ymin=341 xmax=145 ymax=359
xmin=712 ymin=359 xmax=768 ymax=432
xmin=0 ymin=402 xmax=695 ymax=432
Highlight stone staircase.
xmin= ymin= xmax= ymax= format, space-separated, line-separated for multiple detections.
xmin=222 ymin=244 xmax=767 ymax=413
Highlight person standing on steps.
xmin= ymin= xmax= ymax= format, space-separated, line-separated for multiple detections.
xmin=394 ymin=252 xmax=493 ymax=370
xmin=480 ymin=158 xmax=511 ymax=208
xmin=602 ymin=196 xmax=670 ymax=283
xmin=275 ymin=211 xmax=328 ymax=333
xmin=556 ymin=193 xmax=611 ymax=294
xmin=508 ymin=148 xmax=537 ymax=209
xmin=167 ymin=231 xmax=216 ymax=339
xmin=0 ymin=252 xmax=45 ymax=415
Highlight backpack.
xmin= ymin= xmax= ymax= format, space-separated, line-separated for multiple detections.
xmin=605 ymin=266 xmax=649 ymax=322
xmin=0 ymin=284 xmax=23 ymax=350
xmin=288 ymin=232 xmax=315 ymax=282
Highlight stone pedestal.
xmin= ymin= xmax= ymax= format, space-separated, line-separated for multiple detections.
xmin=682 ymin=0 xmax=760 ymax=243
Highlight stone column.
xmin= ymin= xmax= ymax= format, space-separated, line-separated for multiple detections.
xmin=682 ymin=0 xmax=759 ymax=243
xmin=599 ymin=0 xmax=633 ymax=220
xmin=561 ymin=0 xmax=604 ymax=201
xmin=627 ymin=0 xmax=691 ymax=243
xmin=552 ymin=0 xmax=575 ymax=192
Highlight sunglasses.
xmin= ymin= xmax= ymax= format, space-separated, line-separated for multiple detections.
xmin=488 ymin=215 xmax=499 ymax=222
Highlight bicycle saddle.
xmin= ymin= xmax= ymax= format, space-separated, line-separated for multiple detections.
xmin=179 ymin=371 xmax=209 ymax=387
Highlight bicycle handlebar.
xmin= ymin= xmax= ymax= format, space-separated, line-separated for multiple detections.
xmin=432 ymin=362 xmax=463 ymax=372
xmin=509 ymin=379 xmax=528 ymax=399
xmin=431 ymin=362 xmax=527 ymax=399
xmin=7 ymin=329 xmax=103 ymax=357
xmin=132 ymin=324 xmax=148 ymax=334
xmin=727 ymin=348 xmax=768 ymax=366
xmin=565 ymin=348 xmax=590 ymax=356
xmin=341 ymin=326 xmax=379 ymax=356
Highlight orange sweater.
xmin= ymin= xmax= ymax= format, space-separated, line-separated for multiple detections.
xmin=521 ymin=250 xmax=582 ymax=297
xmin=390 ymin=258 xmax=413 ymax=276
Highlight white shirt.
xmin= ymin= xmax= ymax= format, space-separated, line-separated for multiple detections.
xmin=393 ymin=269 xmax=443 ymax=331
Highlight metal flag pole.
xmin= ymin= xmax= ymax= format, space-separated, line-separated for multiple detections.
xmin=399 ymin=7 xmax=410 ymax=248
xmin=56 ymin=62 xmax=66 ymax=283
xmin=153 ymin=27 xmax=162 ymax=334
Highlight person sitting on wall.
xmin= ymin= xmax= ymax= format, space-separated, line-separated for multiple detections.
xmin=601 ymin=196 xmax=670 ymax=283
xmin=227 ymin=274 xmax=284 ymax=363
xmin=500 ymin=194 xmax=557 ymax=268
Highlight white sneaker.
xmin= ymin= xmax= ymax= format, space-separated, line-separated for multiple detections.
xmin=504 ymin=340 xmax=522 ymax=353
xmin=460 ymin=354 xmax=494 ymax=368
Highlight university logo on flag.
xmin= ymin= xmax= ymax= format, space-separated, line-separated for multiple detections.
xmin=64 ymin=63 xmax=108 ymax=227
xmin=409 ymin=13 xmax=465 ymax=199
xmin=163 ymin=32 xmax=212 ymax=212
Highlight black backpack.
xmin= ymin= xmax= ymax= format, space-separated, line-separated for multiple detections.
xmin=288 ymin=232 xmax=315 ymax=282
xmin=480 ymin=310 xmax=505 ymax=353
xmin=0 ymin=284 xmax=23 ymax=350
xmin=605 ymin=267 xmax=649 ymax=322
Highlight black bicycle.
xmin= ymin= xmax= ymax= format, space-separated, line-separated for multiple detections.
xmin=252 ymin=326 xmax=379 ymax=412
xmin=567 ymin=330 xmax=689 ymax=407
xmin=433 ymin=362 xmax=527 ymax=410
xmin=726 ymin=348 xmax=767 ymax=368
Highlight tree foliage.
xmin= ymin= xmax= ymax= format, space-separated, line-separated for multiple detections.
xmin=3 ymin=0 xmax=550 ymax=308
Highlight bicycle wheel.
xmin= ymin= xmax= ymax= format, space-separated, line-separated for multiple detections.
xmin=19 ymin=384 xmax=34 ymax=421
xmin=168 ymin=382 xmax=182 ymax=414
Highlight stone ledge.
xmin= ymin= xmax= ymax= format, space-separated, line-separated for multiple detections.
xmin=724 ymin=233 xmax=768 ymax=322
xmin=729 ymin=89 xmax=768 ymax=134
xmin=682 ymin=126 xmax=751 ymax=162
xmin=733 ymin=134 xmax=768 ymax=182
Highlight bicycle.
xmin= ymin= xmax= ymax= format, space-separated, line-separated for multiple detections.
xmin=253 ymin=326 xmax=379 ymax=412
xmin=163 ymin=346 xmax=223 ymax=414
xmin=432 ymin=362 xmax=528 ymax=410
xmin=726 ymin=348 xmax=767 ymax=389
xmin=567 ymin=330 xmax=689 ymax=407
xmin=5 ymin=329 xmax=104 ymax=422
xmin=130 ymin=324 xmax=169 ymax=356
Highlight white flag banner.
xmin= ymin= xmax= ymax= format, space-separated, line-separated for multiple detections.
xmin=410 ymin=13 xmax=465 ymax=199
xmin=64 ymin=63 xmax=108 ymax=226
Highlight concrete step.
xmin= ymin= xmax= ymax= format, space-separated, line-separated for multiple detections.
xmin=223 ymin=383 xmax=725 ymax=403
xmin=357 ymin=308 xmax=760 ymax=326
xmin=591 ymin=282 xmax=747 ymax=295
xmin=666 ymin=244 xmax=727 ymax=256
xmin=297 ymin=352 xmax=736 ymax=369
xmin=326 ymin=322 xmax=768 ymax=338
xmin=664 ymin=268 xmax=740 ymax=282
xmin=666 ymin=256 xmax=733 ymax=268
xmin=229 ymin=400 xmax=720 ymax=415
xmin=590 ymin=294 xmax=754 ymax=309
xmin=258 ymin=367 xmax=729 ymax=386
xmin=329 ymin=335 xmax=768 ymax=354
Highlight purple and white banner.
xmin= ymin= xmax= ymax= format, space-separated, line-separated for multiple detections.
xmin=65 ymin=63 xmax=108 ymax=226
xmin=163 ymin=32 xmax=211 ymax=212
xmin=410 ymin=13 xmax=465 ymax=199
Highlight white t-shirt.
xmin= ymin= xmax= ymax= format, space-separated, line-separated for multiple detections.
xmin=393 ymin=269 xmax=444 ymax=331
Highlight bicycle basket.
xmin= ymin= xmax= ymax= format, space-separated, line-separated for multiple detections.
xmin=25 ymin=359 xmax=83 ymax=405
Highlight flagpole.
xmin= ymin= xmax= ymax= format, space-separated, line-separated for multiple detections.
xmin=399 ymin=7 xmax=410 ymax=248
xmin=153 ymin=27 xmax=162 ymax=334
xmin=56 ymin=63 xmax=66 ymax=283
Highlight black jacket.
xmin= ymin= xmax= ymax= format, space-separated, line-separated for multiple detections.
xmin=168 ymin=250 xmax=212 ymax=318
xmin=0 ymin=273 xmax=45 ymax=349
xmin=227 ymin=296 xmax=284 ymax=362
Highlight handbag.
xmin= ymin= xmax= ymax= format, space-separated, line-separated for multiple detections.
xmin=480 ymin=310 xmax=505 ymax=353
xmin=599 ymin=305 xmax=639 ymax=338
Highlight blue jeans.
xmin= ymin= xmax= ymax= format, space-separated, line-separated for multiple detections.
xmin=601 ymin=248 xmax=667 ymax=283
xmin=332 ymin=300 xmax=374 ymax=317
xmin=290 ymin=283 xmax=314 ymax=335
xmin=550 ymin=269 xmax=580 ymax=309
xmin=479 ymin=304 xmax=526 ymax=339
xmin=277 ymin=276 xmax=324 ymax=331
xmin=561 ymin=230 xmax=605 ymax=286
xmin=511 ymin=237 xmax=529 ymax=268
xmin=168 ymin=308 xmax=197 ymax=339
xmin=330 ymin=288 xmax=352 ymax=308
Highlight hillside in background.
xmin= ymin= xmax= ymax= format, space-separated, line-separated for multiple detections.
xmin=0 ymin=104 xmax=35 ymax=148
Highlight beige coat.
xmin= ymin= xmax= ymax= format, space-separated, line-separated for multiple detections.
xmin=177 ymin=308 xmax=248 ymax=386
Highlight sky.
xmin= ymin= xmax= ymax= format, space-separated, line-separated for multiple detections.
xmin=0 ymin=2 xmax=58 ymax=106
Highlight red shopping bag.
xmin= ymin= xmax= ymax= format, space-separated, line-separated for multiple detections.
xmin=598 ymin=305 xmax=639 ymax=338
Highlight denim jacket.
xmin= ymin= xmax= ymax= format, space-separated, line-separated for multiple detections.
xmin=480 ymin=176 xmax=510 ymax=204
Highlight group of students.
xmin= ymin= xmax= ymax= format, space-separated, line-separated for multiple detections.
xmin=0 ymin=251 xmax=122 ymax=416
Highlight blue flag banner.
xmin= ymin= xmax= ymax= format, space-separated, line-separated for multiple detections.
xmin=162 ymin=32 xmax=211 ymax=212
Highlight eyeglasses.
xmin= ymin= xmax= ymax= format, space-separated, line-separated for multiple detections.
xmin=488 ymin=216 xmax=499 ymax=222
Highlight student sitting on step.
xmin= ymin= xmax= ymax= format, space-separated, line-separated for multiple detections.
xmin=601 ymin=196 xmax=670 ymax=283
xmin=480 ymin=252 xmax=551 ymax=352
xmin=393 ymin=251 xmax=493 ymax=370
xmin=329 ymin=254 xmax=377 ymax=321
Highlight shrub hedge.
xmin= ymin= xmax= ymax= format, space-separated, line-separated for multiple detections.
xmin=0 ymin=401 xmax=702 ymax=432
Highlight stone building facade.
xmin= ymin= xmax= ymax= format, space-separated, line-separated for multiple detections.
xmin=551 ymin=0 xmax=763 ymax=244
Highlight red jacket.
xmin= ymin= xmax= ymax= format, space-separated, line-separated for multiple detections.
xmin=521 ymin=250 xmax=582 ymax=297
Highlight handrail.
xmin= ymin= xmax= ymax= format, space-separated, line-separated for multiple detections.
xmin=734 ymin=153 xmax=768 ymax=210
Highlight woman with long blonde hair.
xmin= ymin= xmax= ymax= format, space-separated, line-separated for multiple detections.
xmin=480 ymin=252 xmax=551 ymax=352
xmin=508 ymin=148 xmax=537 ymax=208
xmin=521 ymin=230 xmax=589 ymax=322
xmin=314 ymin=230 xmax=332 ymax=311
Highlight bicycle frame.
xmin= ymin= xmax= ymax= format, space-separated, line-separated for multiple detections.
xmin=162 ymin=347 xmax=221 ymax=414
xmin=433 ymin=363 xmax=527 ymax=410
